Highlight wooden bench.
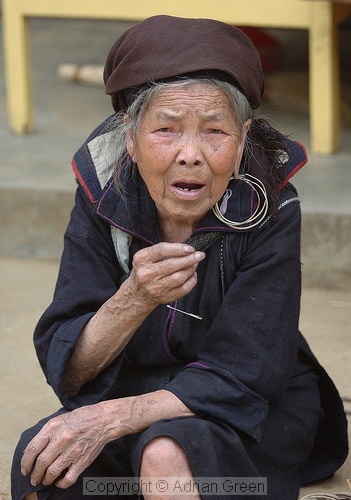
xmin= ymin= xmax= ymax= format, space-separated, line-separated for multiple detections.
xmin=2 ymin=0 xmax=351 ymax=153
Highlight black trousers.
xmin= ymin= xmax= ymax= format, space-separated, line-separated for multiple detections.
xmin=11 ymin=355 xmax=322 ymax=500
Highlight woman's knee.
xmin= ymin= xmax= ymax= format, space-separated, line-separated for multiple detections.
xmin=140 ymin=437 xmax=200 ymax=499
xmin=141 ymin=436 xmax=191 ymax=475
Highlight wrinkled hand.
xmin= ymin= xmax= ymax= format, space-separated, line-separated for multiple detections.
xmin=127 ymin=242 xmax=205 ymax=307
xmin=21 ymin=403 xmax=110 ymax=489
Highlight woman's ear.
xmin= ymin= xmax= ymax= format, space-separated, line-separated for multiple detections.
xmin=243 ymin=118 xmax=252 ymax=137
xmin=232 ymin=119 xmax=252 ymax=179
xmin=125 ymin=116 xmax=137 ymax=162
xmin=126 ymin=132 xmax=136 ymax=162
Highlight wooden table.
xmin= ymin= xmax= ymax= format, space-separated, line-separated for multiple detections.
xmin=2 ymin=0 xmax=351 ymax=153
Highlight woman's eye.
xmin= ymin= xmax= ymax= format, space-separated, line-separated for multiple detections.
xmin=209 ymin=129 xmax=224 ymax=135
xmin=157 ymin=128 xmax=172 ymax=133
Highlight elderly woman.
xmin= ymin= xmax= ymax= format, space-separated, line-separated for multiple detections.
xmin=12 ymin=15 xmax=347 ymax=500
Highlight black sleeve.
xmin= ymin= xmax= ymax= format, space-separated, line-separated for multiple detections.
xmin=34 ymin=186 xmax=125 ymax=408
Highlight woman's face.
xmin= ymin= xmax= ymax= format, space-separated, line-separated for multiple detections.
xmin=127 ymin=83 xmax=251 ymax=230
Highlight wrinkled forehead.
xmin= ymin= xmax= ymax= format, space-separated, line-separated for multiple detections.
xmin=142 ymin=83 xmax=233 ymax=119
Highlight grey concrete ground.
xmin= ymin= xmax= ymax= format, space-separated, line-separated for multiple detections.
xmin=0 ymin=16 xmax=350 ymax=499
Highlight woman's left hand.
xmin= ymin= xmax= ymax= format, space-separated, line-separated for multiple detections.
xmin=21 ymin=402 xmax=111 ymax=489
xmin=21 ymin=390 xmax=194 ymax=490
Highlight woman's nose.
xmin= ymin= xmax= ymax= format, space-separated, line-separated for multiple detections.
xmin=176 ymin=136 xmax=203 ymax=166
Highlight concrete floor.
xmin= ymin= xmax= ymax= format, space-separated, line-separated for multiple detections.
xmin=0 ymin=16 xmax=350 ymax=499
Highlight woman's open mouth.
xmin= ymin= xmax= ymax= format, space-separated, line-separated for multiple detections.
xmin=171 ymin=182 xmax=206 ymax=199
xmin=176 ymin=182 xmax=203 ymax=191
xmin=171 ymin=182 xmax=206 ymax=201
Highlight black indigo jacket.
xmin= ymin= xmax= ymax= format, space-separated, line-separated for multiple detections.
xmin=34 ymin=117 xmax=348 ymax=483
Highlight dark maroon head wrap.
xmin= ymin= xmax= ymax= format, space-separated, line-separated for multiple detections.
xmin=103 ymin=15 xmax=264 ymax=112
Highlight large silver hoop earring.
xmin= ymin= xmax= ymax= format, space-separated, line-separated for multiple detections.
xmin=212 ymin=174 xmax=269 ymax=230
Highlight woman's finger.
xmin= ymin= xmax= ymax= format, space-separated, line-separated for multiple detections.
xmin=133 ymin=244 xmax=205 ymax=280
xmin=21 ymin=434 xmax=50 ymax=478
xmin=140 ymin=242 xmax=196 ymax=264
xmin=53 ymin=444 xmax=104 ymax=489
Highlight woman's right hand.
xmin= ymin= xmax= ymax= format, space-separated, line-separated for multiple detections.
xmin=123 ymin=242 xmax=205 ymax=307
xmin=63 ymin=243 xmax=205 ymax=395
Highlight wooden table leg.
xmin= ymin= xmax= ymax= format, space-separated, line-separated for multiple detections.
xmin=308 ymin=1 xmax=341 ymax=154
xmin=2 ymin=0 xmax=34 ymax=134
